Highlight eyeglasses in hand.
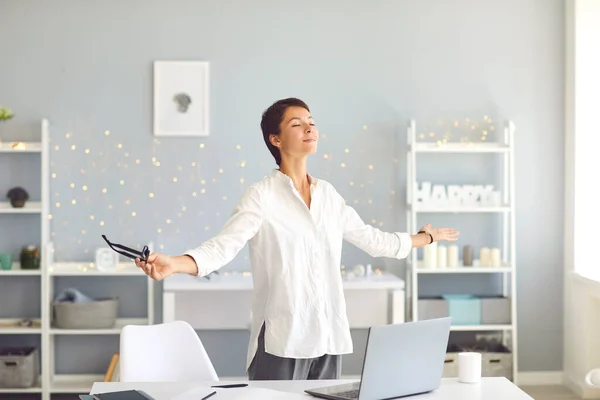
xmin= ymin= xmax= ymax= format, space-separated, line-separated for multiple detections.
xmin=101 ymin=235 xmax=150 ymax=262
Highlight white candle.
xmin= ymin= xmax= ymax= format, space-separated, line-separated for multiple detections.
xmin=491 ymin=248 xmax=501 ymax=267
xmin=447 ymin=245 xmax=459 ymax=268
xmin=423 ymin=242 xmax=438 ymax=269
xmin=437 ymin=245 xmax=447 ymax=268
xmin=479 ymin=247 xmax=490 ymax=267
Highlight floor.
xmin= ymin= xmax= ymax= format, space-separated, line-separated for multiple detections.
xmin=521 ymin=385 xmax=582 ymax=399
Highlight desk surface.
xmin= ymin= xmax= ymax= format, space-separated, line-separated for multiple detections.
xmin=91 ymin=377 xmax=532 ymax=399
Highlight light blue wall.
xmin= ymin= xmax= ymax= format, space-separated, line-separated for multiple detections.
xmin=0 ymin=0 xmax=564 ymax=377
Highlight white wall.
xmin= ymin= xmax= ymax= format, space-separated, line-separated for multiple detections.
xmin=564 ymin=0 xmax=600 ymax=397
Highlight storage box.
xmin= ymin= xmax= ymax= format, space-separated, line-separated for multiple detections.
xmin=481 ymin=297 xmax=511 ymax=324
xmin=442 ymin=344 xmax=461 ymax=378
xmin=480 ymin=343 xmax=513 ymax=381
xmin=443 ymin=343 xmax=513 ymax=381
xmin=418 ymin=297 xmax=448 ymax=320
xmin=53 ymin=298 xmax=118 ymax=329
xmin=0 ymin=347 xmax=39 ymax=388
xmin=443 ymin=295 xmax=481 ymax=325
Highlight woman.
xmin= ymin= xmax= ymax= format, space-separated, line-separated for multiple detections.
xmin=135 ymin=97 xmax=459 ymax=381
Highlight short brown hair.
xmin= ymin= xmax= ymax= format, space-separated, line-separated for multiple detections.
xmin=260 ymin=98 xmax=310 ymax=166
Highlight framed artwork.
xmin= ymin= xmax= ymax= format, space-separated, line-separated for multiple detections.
xmin=153 ymin=61 xmax=210 ymax=137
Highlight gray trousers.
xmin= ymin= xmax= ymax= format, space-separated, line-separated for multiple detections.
xmin=247 ymin=323 xmax=342 ymax=380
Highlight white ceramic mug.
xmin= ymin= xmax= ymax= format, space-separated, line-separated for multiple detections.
xmin=458 ymin=352 xmax=482 ymax=383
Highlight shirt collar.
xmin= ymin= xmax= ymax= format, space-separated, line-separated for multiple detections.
xmin=272 ymin=169 xmax=318 ymax=188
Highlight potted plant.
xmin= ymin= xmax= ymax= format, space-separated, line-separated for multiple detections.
xmin=6 ymin=187 xmax=29 ymax=208
xmin=0 ymin=107 xmax=14 ymax=121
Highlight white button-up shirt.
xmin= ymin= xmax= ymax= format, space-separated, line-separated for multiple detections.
xmin=184 ymin=170 xmax=412 ymax=369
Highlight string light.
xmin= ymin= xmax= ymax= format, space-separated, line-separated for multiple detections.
xmin=49 ymin=122 xmax=407 ymax=272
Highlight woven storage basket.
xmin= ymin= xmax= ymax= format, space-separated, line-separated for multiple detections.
xmin=53 ymin=298 xmax=118 ymax=329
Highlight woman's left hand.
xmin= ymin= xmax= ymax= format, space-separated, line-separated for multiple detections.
xmin=419 ymin=223 xmax=460 ymax=242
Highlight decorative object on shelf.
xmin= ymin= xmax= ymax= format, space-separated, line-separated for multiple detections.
xmin=154 ymin=60 xmax=210 ymax=137
xmin=479 ymin=247 xmax=491 ymax=267
xmin=19 ymin=246 xmax=40 ymax=269
xmin=491 ymin=248 xmax=501 ymax=267
xmin=53 ymin=288 xmax=119 ymax=329
xmin=0 ymin=252 xmax=12 ymax=270
xmin=447 ymin=245 xmax=459 ymax=267
xmin=423 ymin=242 xmax=438 ymax=268
xmin=437 ymin=245 xmax=447 ymax=268
xmin=352 ymin=264 xmax=366 ymax=277
xmin=415 ymin=182 xmax=501 ymax=208
xmin=462 ymin=245 xmax=473 ymax=266
xmin=0 ymin=318 xmax=41 ymax=329
xmin=95 ymin=247 xmax=120 ymax=272
xmin=6 ymin=186 xmax=29 ymax=208
xmin=10 ymin=142 xmax=26 ymax=150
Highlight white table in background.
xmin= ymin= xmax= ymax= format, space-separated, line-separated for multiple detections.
xmin=162 ymin=272 xmax=405 ymax=330
xmin=90 ymin=377 xmax=533 ymax=399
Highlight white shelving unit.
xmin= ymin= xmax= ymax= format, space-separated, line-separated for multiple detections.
xmin=405 ymin=119 xmax=518 ymax=383
xmin=0 ymin=119 xmax=155 ymax=399
xmin=43 ymin=243 xmax=155 ymax=397
xmin=0 ymin=119 xmax=49 ymax=396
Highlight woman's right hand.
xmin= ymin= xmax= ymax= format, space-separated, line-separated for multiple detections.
xmin=135 ymin=253 xmax=175 ymax=281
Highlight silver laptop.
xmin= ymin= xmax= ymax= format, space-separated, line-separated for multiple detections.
xmin=305 ymin=317 xmax=452 ymax=400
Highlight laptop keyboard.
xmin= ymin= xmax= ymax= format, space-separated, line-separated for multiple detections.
xmin=333 ymin=389 xmax=359 ymax=399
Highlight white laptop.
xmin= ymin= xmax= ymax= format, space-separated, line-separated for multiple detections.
xmin=305 ymin=317 xmax=452 ymax=400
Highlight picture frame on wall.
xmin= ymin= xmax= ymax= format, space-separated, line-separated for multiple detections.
xmin=153 ymin=60 xmax=209 ymax=137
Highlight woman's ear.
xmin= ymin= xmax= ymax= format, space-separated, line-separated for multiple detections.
xmin=269 ymin=134 xmax=282 ymax=148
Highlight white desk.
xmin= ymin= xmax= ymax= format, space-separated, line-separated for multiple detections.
xmin=162 ymin=272 xmax=405 ymax=329
xmin=90 ymin=378 xmax=533 ymax=399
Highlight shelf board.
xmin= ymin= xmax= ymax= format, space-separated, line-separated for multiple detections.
xmin=0 ymin=262 xmax=42 ymax=275
xmin=0 ymin=141 xmax=42 ymax=153
xmin=0 ymin=201 xmax=43 ymax=213
xmin=0 ymin=377 xmax=42 ymax=393
xmin=410 ymin=205 xmax=511 ymax=213
xmin=50 ymin=262 xmax=147 ymax=276
xmin=0 ymin=318 xmax=42 ymax=334
xmin=50 ymin=318 xmax=148 ymax=335
xmin=51 ymin=374 xmax=103 ymax=393
xmin=410 ymin=142 xmax=510 ymax=153
xmin=450 ymin=324 xmax=513 ymax=331
xmin=414 ymin=260 xmax=512 ymax=273
xmin=417 ymin=267 xmax=513 ymax=274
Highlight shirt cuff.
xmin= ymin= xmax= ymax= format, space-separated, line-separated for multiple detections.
xmin=394 ymin=232 xmax=413 ymax=259
xmin=182 ymin=247 xmax=213 ymax=277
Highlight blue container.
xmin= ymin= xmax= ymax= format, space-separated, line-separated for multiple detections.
xmin=442 ymin=295 xmax=481 ymax=325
